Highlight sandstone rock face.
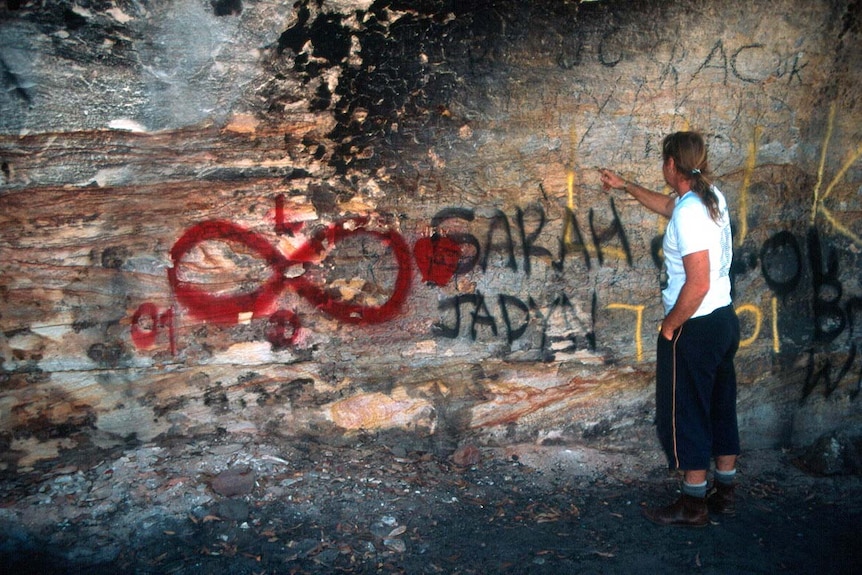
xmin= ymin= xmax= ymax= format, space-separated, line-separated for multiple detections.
xmin=1 ymin=0 xmax=861 ymax=469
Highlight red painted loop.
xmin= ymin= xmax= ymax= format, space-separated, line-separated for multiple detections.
xmin=168 ymin=218 xmax=413 ymax=326
xmin=287 ymin=218 xmax=413 ymax=324
xmin=168 ymin=220 xmax=289 ymax=324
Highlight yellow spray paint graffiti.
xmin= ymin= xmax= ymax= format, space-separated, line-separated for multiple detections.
xmin=810 ymin=102 xmax=862 ymax=246
xmin=607 ymin=303 xmax=645 ymax=361
xmin=737 ymin=125 xmax=762 ymax=246
xmin=608 ymin=298 xmax=781 ymax=361
xmin=735 ymin=303 xmax=763 ymax=348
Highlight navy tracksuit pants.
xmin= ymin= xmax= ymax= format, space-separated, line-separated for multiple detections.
xmin=655 ymin=304 xmax=741 ymax=470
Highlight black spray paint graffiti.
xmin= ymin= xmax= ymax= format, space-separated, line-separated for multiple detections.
xmin=427 ymin=202 xmax=628 ymax=356
xmin=434 ymin=291 xmax=598 ymax=361
xmin=743 ymin=227 xmax=862 ymax=401
xmin=691 ymin=41 xmax=807 ymax=86
xmin=555 ymin=28 xmax=807 ymax=87
xmin=427 ymin=200 xmax=632 ymax=279
xmin=802 ymin=228 xmax=862 ymax=401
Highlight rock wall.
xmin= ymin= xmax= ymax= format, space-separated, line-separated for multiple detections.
xmin=1 ymin=0 xmax=861 ymax=471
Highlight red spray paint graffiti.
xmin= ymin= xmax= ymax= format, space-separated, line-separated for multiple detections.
xmin=130 ymin=303 xmax=176 ymax=354
xmin=133 ymin=214 xmax=413 ymax=352
xmin=169 ymin=216 xmax=413 ymax=325
xmin=168 ymin=220 xmax=288 ymax=324
xmin=413 ymin=233 xmax=461 ymax=286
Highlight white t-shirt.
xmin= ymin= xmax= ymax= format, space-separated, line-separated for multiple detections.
xmin=661 ymin=187 xmax=733 ymax=317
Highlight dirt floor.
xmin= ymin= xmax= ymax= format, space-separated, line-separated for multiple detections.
xmin=1 ymin=433 xmax=860 ymax=575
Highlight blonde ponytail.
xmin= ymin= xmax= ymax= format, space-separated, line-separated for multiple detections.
xmin=662 ymin=132 xmax=720 ymax=222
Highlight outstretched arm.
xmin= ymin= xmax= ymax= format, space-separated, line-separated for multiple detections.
xmin=599 ymin=169 xmax=675 ymax=218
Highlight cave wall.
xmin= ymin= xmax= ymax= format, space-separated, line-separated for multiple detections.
xmin=1 ymin=0 xmax=861 ymax=470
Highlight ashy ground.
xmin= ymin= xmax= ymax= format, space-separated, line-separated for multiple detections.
xmin=1 ymin=433 xmax=860 ymax=574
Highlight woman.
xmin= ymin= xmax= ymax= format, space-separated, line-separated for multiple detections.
xmin=600 ymin=131 xmax=740 ymax=527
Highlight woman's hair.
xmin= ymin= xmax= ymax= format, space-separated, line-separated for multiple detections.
xmin=662 ymin=131 xmax=721 ymax=222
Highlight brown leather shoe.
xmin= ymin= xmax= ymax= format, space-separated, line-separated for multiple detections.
xmin=643 ymin=493 xmax=709 ymax=527
xmin=707 ymin=482 xmax=736 ymax=516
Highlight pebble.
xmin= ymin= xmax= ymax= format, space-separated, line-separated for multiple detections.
xmin=211 ymin=467 xmax=256 ymax=497
xmin=384 ymin=538 xmax=407 ymax=552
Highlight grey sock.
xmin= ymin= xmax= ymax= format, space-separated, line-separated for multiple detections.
xmin=714 ymin=468 xmax=737 ymax=486
xmin=682 ymin=480 xmax=708 ymax=498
